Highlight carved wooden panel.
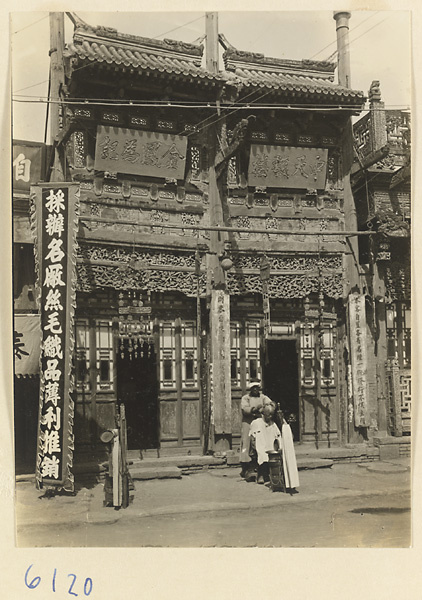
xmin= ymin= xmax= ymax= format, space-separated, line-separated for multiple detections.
xmin=231 ymin=396 xmax=242 ymax=435
xmin=182 ymin=400 xmax=200 ymax=438
xmin=160 ymin=400 xmax=177 ymax=439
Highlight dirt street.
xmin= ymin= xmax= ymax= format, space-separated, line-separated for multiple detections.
xmin=16 ymin=461 xmax=411 ymax=548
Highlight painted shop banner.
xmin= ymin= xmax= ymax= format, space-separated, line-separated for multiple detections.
xmin=348 ymin=293 xmax=369 ymax=427
xmin=94 ymin=125 xmax=188 ymax=179
xmin=31 ymin=183 xmax=80 ymax=490
xmin=14 ymin=314 xmax=41 ymax=376
xmin=248 ymin=145 xmax=328 ymax=189
xmin=13 ymin=140 xmax=46 ymax=193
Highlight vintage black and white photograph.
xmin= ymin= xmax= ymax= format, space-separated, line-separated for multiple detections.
xmin=11 ymin=9 xmax=412 ymax=549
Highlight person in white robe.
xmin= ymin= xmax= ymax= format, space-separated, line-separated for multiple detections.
xmin=249 ymin=403 xmax=299 ymax=489
xmin=240 ymin=379 xmax=272 ymax=480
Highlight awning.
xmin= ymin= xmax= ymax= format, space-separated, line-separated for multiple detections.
xmin=14 ymin=314 xmax=41 ymax=376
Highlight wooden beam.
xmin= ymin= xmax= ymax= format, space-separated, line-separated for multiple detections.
xmin=350 ymin=144 xmax=390 ymax=177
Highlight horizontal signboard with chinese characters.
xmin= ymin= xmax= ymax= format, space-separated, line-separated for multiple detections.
xmin=94 ymin=126 xmax=188 ymax=180
xmin=13 ymin=141 xmax=46 ymax=193
xmin=248 ymin=145 xmax=328 ymax=189
xmin=31 ymin=183 xmax=80 ymax=490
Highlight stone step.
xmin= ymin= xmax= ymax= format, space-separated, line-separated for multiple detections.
xmin=130 ymin=466 xmax=182 ymax=480
xmin=297 ymin=458 xmax=334 ymax=470
xmin=128 ymin=455 xmax=225 ymax=470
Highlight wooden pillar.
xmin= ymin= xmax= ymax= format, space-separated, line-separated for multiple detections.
xmin=89 ymin=318 xmax=98 ymax=445
xmin=210 ymin=289 xmax=231 ymax=449
xmin=373 ymin=262 xmax=388 ymax=435
xmin=205 ymin=12 xmax=232 ymax=451
xmin=390 ymin=359 xmax=403 ymax=437
xmin=49 ymin=12 xmax=65 ymax=181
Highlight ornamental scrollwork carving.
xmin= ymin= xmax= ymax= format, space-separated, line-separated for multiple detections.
xmin=226 ymin=272 xmax=343 ymax=299
xmin=76 ymin=263 xmax=206 ymax=296
xmin=231 ymin=254 xmax=342 ymax=271
xmin=77 ymin=244 xmax=197 ymax=268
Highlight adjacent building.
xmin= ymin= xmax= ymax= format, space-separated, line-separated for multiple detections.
xmin=352 ymin=81 xmax=411 ymax=438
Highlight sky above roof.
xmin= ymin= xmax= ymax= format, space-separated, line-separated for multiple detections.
xmin=11 ymin=10 xmax=411 ymax=142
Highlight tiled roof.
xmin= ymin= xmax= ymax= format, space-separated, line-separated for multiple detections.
xmin=223 ymin=48 xmax=365 ymax=103
xmin=65 ymin=24 xmax=228 ymax=85
xmin=65 ymin=24 xmax=365 ymax=103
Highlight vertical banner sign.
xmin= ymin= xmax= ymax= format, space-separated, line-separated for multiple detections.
xmin=348 ymin=293 xmax=369 ymax=427
xmin=31 ymin=183 xmax=80 ymax=490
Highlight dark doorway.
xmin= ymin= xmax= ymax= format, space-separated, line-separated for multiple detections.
xmin=14 ymin=375 xmax=39 ymax=474
xmin=116 ymin=340 xmax=158 ymax=450
xmin=263 ymin=339 xmax=300 ymax=441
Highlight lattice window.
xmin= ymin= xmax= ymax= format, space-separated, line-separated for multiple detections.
xmin=96 ymin=320 xmax=114 ymax=391
xmin=181 ymin=321 xmax=197 ymax=388
xmin=227 ymin=155 xmax=239 ymax=186
xmin=230 ymin=322 xmax=241 ymax=387
xmin=189 ymin=144 xmax=201 ymax=181
xmin=72 ymin=131 xmax=86 ymax=168
xmin=320 ymin=323 xmax=335 ymax=386
xmin=401 ymin=304 xmax=411 ymax=367
xmin=75 ymin=319 xmax=90 ymax=390
xmin=386 ymin=302 xmax=410 ymax=369
xmin=159 ymin=321 xmax=176 ymax=389
xmin=300 ymin=323 xmax=315 ymax=387
xmin=386 ymin=304 xmax=398 ymax=360
xmin=400 ymin=373 xmax=411 ymax=415
xmin=245 ymin=321 xmax=261 ymax=386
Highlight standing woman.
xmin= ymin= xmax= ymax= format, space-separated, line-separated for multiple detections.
xmin=239 ymin=379 xmax=272 ymax=480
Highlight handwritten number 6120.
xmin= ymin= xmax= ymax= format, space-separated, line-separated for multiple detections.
xmin=25 ymin=565 xmax=93 ymax=596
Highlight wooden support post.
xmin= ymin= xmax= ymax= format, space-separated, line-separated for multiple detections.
xmin=49 ymin=12 xmax=65 ymax=182
xmin=111 ymin=429 xmax=120 ymax=507
xmin=205 ymin=12 xmax=232 ymax=452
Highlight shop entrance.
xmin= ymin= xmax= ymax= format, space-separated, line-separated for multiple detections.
xmin=263 ymin=339 xmax=300 ymax=441
xmin=116 ymin=340 xmax=159 ymax=450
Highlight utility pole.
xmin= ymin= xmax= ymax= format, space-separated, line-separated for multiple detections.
xmin=205 ymin=12 xmax=232 ymax=452
xmin=49 ymin=11 xmax=65 ymax=181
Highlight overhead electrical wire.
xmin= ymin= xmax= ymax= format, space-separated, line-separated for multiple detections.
xmin=12 ymin=14 xmax=49 ymax=35
xmin=152 ymin=14 xmax=205 ymax=40
xmin=11 ymin=97 xmax=409 ymax=112
xmin=310 ymin=11 xmax=380 ymax=60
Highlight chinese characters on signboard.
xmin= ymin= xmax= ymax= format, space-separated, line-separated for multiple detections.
xmin=248 ymin=145 xmax=328 ymax=189
xmin=13 ymin=142 xmax=46 ymax=193
xmin=94 ymin=126 xmax=188 ymax=180
xmin=33 ymin=184 xmax=79 ymax=490
xmin=348 ymin=293 xmax=369 ymax=427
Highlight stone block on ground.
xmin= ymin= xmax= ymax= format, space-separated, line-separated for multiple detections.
xmin=379 ymin=445 xmax=401 ymax=461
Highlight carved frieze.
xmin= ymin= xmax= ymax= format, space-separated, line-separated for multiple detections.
xmin=226 ymin=272 xmax=343 ymax=299
xmin=232 ymin=254 xmax=342 ymax=271
xmin=76 ymin=263 xmax=206 ymax=296
xmin=77 ymin=245 xmax=197 ymax=269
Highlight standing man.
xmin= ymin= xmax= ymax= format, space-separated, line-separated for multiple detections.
xmin=240 ymin=379 xmax=272 ymax=480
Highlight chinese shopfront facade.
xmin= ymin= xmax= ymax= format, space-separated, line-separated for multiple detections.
xmin=23 ymin=15 xmax=410 ymax=486
xmin=46 ymin=17 xmax=367 ymax=461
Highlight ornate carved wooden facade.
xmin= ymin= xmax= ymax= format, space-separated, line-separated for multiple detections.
xmin=352 ymin=82 xmax=411 ymax=437
xmin=35 ymin=20 xmax=369 ymax=453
